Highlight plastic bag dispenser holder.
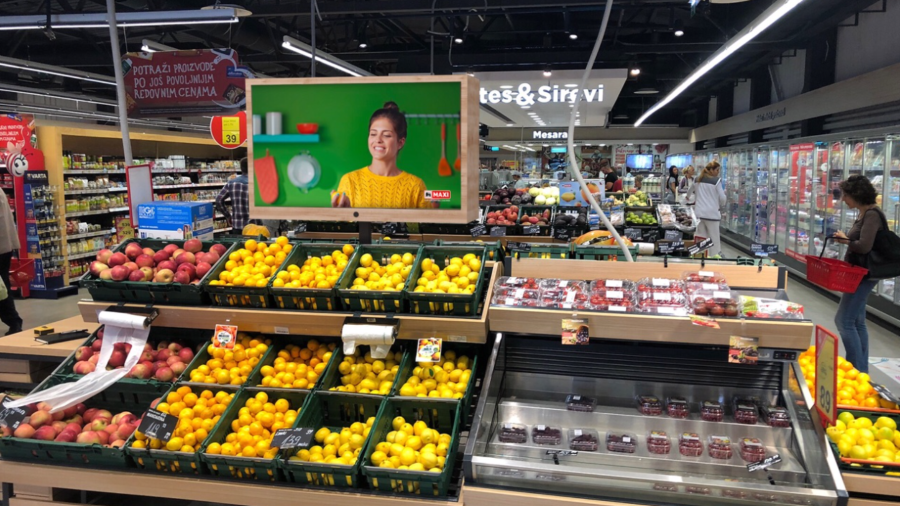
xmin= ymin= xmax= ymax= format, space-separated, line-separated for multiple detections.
xmin=341 ymin=315 xmax=399 ymax=359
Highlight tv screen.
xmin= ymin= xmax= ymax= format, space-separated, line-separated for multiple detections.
xmin=627 ymin=154 xmax=653 ymax=170
xmin=247 ymin=75 xmax=478 ymax=224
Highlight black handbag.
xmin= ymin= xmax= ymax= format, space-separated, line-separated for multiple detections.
xmin=846 ymin=208 xmax=900 ymax=280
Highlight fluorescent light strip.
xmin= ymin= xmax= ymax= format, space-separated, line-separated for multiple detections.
xmin=0 ymin=55 xmax=115 ymax=85
xmin=282 ymin=36 xmax=372 ymax=77
xmin=0 ymin=85 xmax=116 ymax=106
xmin=635 ymin=0 xmax=804 ymax=126
xmin=0 ymin=10 xmax=237 ymax=31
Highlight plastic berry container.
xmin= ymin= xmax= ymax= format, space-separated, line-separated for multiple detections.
xmin=566 ymin=394 xmax=596 ymax=413
xmin=647 ymin=431 xmax=671 ymax=454
xmin=498 ymin=423 xmax=527 ymax=444
xmin=685 ymin=281 xmax=730 ymax=294
xmin=708 ymin=435 xmax=733 ymax=460
xmin=723 ymin=490 xmax=748 ymax=500
xmin=700 ymin=400 xmax=724 ymax=422
xmin=495 ymin=276 xmax=540 ymax=289
xmin=606 ymin=433 xmax=637 ymax=453
xmin=568 ymin=428 xmax=599 ymax=451
xmin=753 ymin=493 xmax=780 ymax=503
xmin=740 ymin=437 xmax=766 ymax=463
xmin=637 ymin=277 xmax=685 ymax=292
xmin=679 ymin=432 xmax=703 ymax=457
xmin=761 ymin=405 xmax=792 ymax=428
xmin=589 ymin=287 xmax=633 ymax=301
xmin=690 ymin=290 xmax=742 ymax=318
xmin=653 ymin=484 xmax=678 ymax=493
xmin=667 ymin=397 xmax=689 ymax=419
xmin=539 ymin=278 xmax=583 ymax=291
xmin=637 ymin=395 xmax=663 ymax=416
xmin=532 ymin=425 xmax=562 ymax=445
xmin=682 ymin=270 xmax=728 ymax=284
xmin=493 ymin=286 xmax=541 ymax=300
xmin=589 ymin=294 xmax=635 ymax=313
xmin=734 ymin=402 xmax=759 ymax=425
xmin=686 ymin=486 xmax=711 ymax=495
xmin=590 ymin=279 xmax=636 ymax=292
xmin=540 ymin=281 xmax=587 ymax=301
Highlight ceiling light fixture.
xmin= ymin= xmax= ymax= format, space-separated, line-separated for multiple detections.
xmin=0 ymin=9 xmax=238 ymax=30
xmin=0 ymin=83 xmax=116 ymax=106
xmin=634 ymin=88 xmax=660 ymax=95
xmin=282 ymin=36 xmax=372 ymax=77
xmin=564 ymin=84 xmax=578 ymax=88
xmin=500 ymin=85 xmax=514 ymax=89
xmin=543 ymin=68 xmax=552 ymax=77
xmin=630 ymin=68 xmax=641 ymax=76
xmin=674 ymin=28 xmax=685 ymax=37
xmin=506 ymin=123 xmax=514 ymax=126
xmin=673 ymin=19 xmax=685 ymax=37
xmin=0 ymin=55 xmax=115 ymax=85
xmin=358 ymin=22 xmax=369 ymax=49
xmin=636 ymin=0 xmax=805 ymax=126
xmin=569 ymin=33 xmax=578 ymax=40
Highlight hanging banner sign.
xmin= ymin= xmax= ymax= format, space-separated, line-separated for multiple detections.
xmin=210 ymin=111 xmax=247 ymax=149
xmin=0 ymin=114 xmax=43 ymax=176
xmin=122 ymin=49 xmax=251 ymax=118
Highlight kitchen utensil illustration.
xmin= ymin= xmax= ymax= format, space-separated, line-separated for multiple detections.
xmin=454 ymin=122 xmax=461 ymax=172
xmin=265 ymin=112 xmax=282 ymax=135
xmin=438 ymin=123 xmax=452 ymax=177
xmin=254 ymin=149 xmax=279 ymax=204
xmin=286 ymin=151 xmax=321 ymax=193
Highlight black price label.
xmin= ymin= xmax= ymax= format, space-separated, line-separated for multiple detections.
xmin=522 ymin=225 xmax=541 ymax=235
xmin=0 ymin=398 xmax=28 ymax=430
xmin=271 ymin=427 xmax=316 ymax=450
xmin=507 ymin=241 xmax=531 ymax=253
xmin=136 ymin=408 xmax=179 ymax=443
xmin=490 ymin=226 xmax=507 ymax=237
xmin=294 ymin=222 xmax=307 ymax=234
xmin=747 ymin=454 xmax=782 ymax=472
xmin=659 ymin=240 xmax=684 ymax=255
xmin=644 ymin=229 xmax=660 ymax=243
xmin=553 ymin=228 xmax=571 ymax=241
xmin=546 ymin=450 xmax=579 ymax=456
xmin=624 ymin=228 xmax=642 ymax=240
xmin=873 ymin=383 xmax=900 ymax=406
xmin=751 ymin=243 xmax=779 ymax=257
xmin=470 ymin=224 xmax=486 ymax=237
xmin=381 ymin=223 xmax=397 ymax=236
xmin=664 ymin=230 xmax=683 ymax=242
xmin=688 ymin=237 xmax=714 ymax=255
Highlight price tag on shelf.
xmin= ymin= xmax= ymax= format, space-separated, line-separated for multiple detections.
xmin=470 ymin=224 xmax=486 ymax=237
xmin=658 ymin=240 xmax=684 ymax=255
xmin=624 ymin=228 xmax=642 ymax=241
xmin=490 ymin=226 xmax=507 ymax=237
xmin=213 ymin=324 xmax=237 ymax=350
xmin=545 ymin=450 xmax=579 ymax=457
xmin=271 ymin=427 xmax=315 ymax=450
xmin=689 ymin=315 xmax=720 ymax=329
xmin=688 ymin=238 xmax=714 ymax=256
xmin=729 ymin=336 xmax=759 ymax=365
xmin=137 ymin=408 xmax=179 ymax=443
xmin=0 ymin=398 xmax=28 ymax=430
xmin=416 ymin=338 xmax=442 ymax=362
xmin=552 ymin=228 xmax=571 ymax=241
xmin=751 ymin=243 xmax=779 ymax=257
xmin=381 ymin=222 xmax=398 ymax=236
xmin=815 ymin=326 xmax=838 ymax=426
xmin=507 ymin=242 xmax=531 ymax=253
xmin=747 ymin=454 xmax=782 ymax=473
xmin=664 ymin=230 xmax=683 ymax=242
xmin=522 ymin=225 xmax=541 ymax=235
xmin=221 ymin=117 xmax=240 ymax=147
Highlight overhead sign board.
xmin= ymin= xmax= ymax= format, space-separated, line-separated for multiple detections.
xmin=480 ymin=84 xmax=605 ymax=105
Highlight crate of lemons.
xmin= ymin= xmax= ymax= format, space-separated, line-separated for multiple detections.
xmin=200 ymin=389 xmax=308 ymax=481
xmin=205 ymin=236 xmax=295 ymax=307
xmin=126 ymin=385 xmax=235 ymax=474
xmin=323 ymin=346 xmax=405 ymax=395
xmin=281 ymin=391 xmax=386 ymax=487
xmin=338 ymin=245 xmax=423 ymax=312
xmin=407 ymin=247 xmax=486 ymax=316
xmin=252 ymin=339 xmax=337 ymax=390
xmin=270 ymin=243 xmax=356 ymax=310
xmin=826 ymin=410 xmax=900 ymax=470
xmin=186 ymin=333 xmax=271 ymax=387
xmin=397 ymin=350 xmax=472 ymax=400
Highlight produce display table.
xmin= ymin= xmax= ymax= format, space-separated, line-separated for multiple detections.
xmin=0 ymin=316 xmax=98 ymax=388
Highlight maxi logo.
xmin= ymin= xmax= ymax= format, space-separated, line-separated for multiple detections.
xmin=480 ymin=84 xmax=605 ymax=105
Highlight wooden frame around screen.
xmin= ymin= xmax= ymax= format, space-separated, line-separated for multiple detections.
xmin=246 ymin=75 xmax=479 ymax=223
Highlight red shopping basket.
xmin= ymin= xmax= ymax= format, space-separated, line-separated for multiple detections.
xmin=805 ymin=238 xmax=868 ymax=293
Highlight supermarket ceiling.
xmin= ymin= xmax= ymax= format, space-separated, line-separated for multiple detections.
xmin=0 ymin=0 xmax=886 ymax=128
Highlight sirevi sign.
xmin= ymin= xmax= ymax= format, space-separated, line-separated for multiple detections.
xmin=480 ymin=83 xmax=605 ymax=105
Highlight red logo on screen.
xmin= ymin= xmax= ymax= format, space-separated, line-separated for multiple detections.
xmin=425 ymin=190 xmax=451 ymax=200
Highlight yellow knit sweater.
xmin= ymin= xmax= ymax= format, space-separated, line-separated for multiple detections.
xmin=336 ymin=167 xmax=429 ymax=209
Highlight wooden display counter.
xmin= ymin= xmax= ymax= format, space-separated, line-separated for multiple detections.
xmin=844 ymin=473 xmax=900 ymax=504
xmin=0 ymin=316 xmax=98 ymax=388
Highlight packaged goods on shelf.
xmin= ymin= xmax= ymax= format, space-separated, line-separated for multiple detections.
xmin=707 ymin=435 xmax=733 ymax=459
xmin=679 ymin=432 xmax=703 ymax=457
xmin=566 ymin=394 xmax=596 ymax=413
xmin=498 ymin=423 xmax=527 ymax=443
xmin=666 ymin=397 xmax=689 ymax=419
xmin=761 ymin=406 xmax=792 ymax=427
xmin=690 ymin=290 xmax=742 ymax=317
xmin=741 ymin=295 xmax=805 ymax=319
xmin=637 ymin=395 xmax=663 ymax=416
xmin=700 ymin=401 xmax=724 ymax=422
xmin=531 ymin=425 xmax=562 ymax=445
xmin=740 ymin=437 xmax=767 ymax=463
xmin=137 ymin=201 xmax=213 ymax=240
xmin=607 ymin=433 xmax=637 ymax=453
xmin=647 ymin=431 xmax=671 ymax=454
xmin=569 ymin=429 xmax=599 ymax=451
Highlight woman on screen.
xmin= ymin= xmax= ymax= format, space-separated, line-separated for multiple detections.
xmin=332 ymin=102 xmax=430 ymax=209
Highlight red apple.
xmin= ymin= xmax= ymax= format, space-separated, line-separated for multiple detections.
xmin=51 ymin=421 xmax=68 ymax=434
xmin=73 ymin=361 xmax=96 ymax=374
xmin=183 ymin=238 xmax=202 ymax=253
xmin=178 ymin=347 xmax=194 ymax=363
xmin=129 ymin=363 xmax=152 ymax=379
xmin=103 ymin=423 xmax=119 ymax=436
xmin=64 ymin=422 xmax=81 ymax=434
xmin=157 ymin=260 xmax=176 ymax=272
xmin=91 ymin=338 xmax=103 ymax=351
xmin=128 ymin=270 xmax=146 ymax=282
xmin=142 ymin=247 xmax=155 ymax=257
xmin=170 ymin=361 xmax=187 ymax=376
xmin=174 ymin=270 xmax=191 ymax=284
xmin=62 ymin=405 xmax=79 ymax=418
xmin=154 ymin=269 xmax=174 ymax=283
xmin=171 ymin=248 xmax=185 ymax=260
xmin=112 ymin=412 xmax=137 ymax=426
xmin=135 ymin=254 xmax=154 ymax=268
xmin=75 ymin=346 xmax=93 ymax=361
xmin=152 ymin=250 xmax=170 ymax=264
xmin=99 ymin=270 xmax=113 ymax=281
xmin=83 ymin=408 xmax=99 ymax=423
xmin=210 ymin=243 xmax=227 ymax=257
xmin=108 ymin=350 xmax=126 ymax=368
xmin=155 ymin=367 xmax=174 ymax=382
xmin=166 ymin=355 xmax=182 ymax=366
xmin=88 ymin=354 xmax=100 ymax=366
xmin=76 ymin=431 xmax=102 ymax=445
xmin=175 ymin=252 xmax=195 ymax=266
xmin=110 ymin=265 xmax=130 ymax=281
xmin=95 ymin=431 xmax=109 ymax=445
xmin=33 ymin=426 xmax=58 ymax=441
xmin=28 ymin=410 xmax=51 ymax=429
xmin=108 ymin=252 xmax=127 ymax=267
xmin=195 ymin=261 xmax=212 ymax=279
xmin=156 ymin=349 xmax=171 ymax=361
xmin=177 ymin=263 xmax=197 ymax=280
xmin=124 ymin=242 xmax=144 ymax=260
xmin=116 ymin=423 xmax=137 ymax=440
xmin=89 ymin=261 xmax=109 ymax=276
xmin=55 ymin=430 xmax=77 ymax=442
xmin=123 ymin=261 xmax=139 ymax=273
xmin=139 ymin=267 xmax=154 ymax=281
xmin=163 ymin=243 xmax=179 ymax=255
xmin=96 ymin=249 xmax=113 ymax=264
xmin=13 ymin=424 xmax=35 ymax=439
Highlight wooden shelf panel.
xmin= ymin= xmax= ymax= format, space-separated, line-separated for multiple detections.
xmin=0 ymin=461 xmax=456 ymax=506
xmin=843 ymin=472 xmax=900 ymax=498
xmin=466 ymin=486 xmax=630 ymax=506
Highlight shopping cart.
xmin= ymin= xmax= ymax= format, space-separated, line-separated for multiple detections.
xmin=805 ymin=237 xmax=868 ymax=293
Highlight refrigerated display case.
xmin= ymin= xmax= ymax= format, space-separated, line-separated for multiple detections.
xmin=774 ymin=146 xmax=791 ymax=253
xmin=879 ymin=136 xmax=899 ymax=302
xmin=754 ymin=148 xmax=770 ymax=242
xmin=726 ymin=150 xmax=752 ymax=237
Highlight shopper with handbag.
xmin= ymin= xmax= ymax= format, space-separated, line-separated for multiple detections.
xmin=0 ymin=188 xmax=22 ymax=335
xmin=686 ymin=161 xmax=726 ymax=257
xmin=678 ymin=165 xmax=696 ymax=205
xmin=833 ymin=175 xmax=900 ymax=372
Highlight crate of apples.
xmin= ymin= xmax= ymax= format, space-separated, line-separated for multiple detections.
xmin=206 ymin=237 xmax=294 ymax=307
xmin=68 ymin=327 xmax=193 ymax=383
xmin=270 ymin=243 xmax=354 ymax=310
xmin=484 ymin=205 xmax=519 ymax=228
xmin=89 ymin=239 xmax=227 ymax=285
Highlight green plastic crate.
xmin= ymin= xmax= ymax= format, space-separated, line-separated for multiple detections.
xmin=0 ymin=375 xmax=167 ymax=468
xmin=200 ymin=387 xmax=311 ymax=481
xmin=124 ymin=383 xmax=239 ymax=475
xmin=508 ymin=243 xmax=572 ymax=260
xmin=361 ymin=398 xmax=461 ymax=497
xmin=280 ymin=391 xmax=385 ymax=488
xmin=306 ymin=221 xmax=359 ymax=233
xmin=406 ymin=246 xmax=487 ymax=316
xmin=57 ymin=327 xmax=209 ymax=390
xmin=318 ymin=345 xmax=408 ymax=397
xmin=336 ymin=244 xmax=423 ymax=313
xmin=435 ymin=239 xmax=504 ymax=263
xmin=392 ymin=343 xmax=479 ymax=422
xmin=574 ymin=244 xmax=640 ymax=260
xmin=269 ymin=243 xmax=352 ymax=310
xmin=828 ymin=408 xmax=900 ymax=476
xmin=204 ymin=241 xmax=299 ymax=308
xmin=80 ymin=238 xmax=236 ymax=305
xmin=245 ymin=337 xmax=340 ymax=390
xmin=179 ymin=337 xmax=272 ymax=390
xmin=517 ymin=206 xmax=555 ymax=236
xmin=481 ymin=205 xmax=520 ymax=235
